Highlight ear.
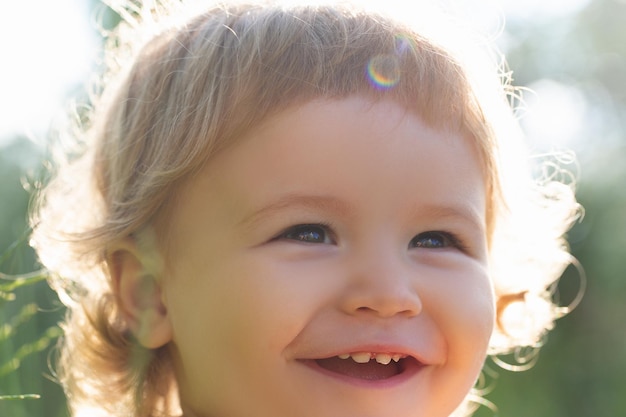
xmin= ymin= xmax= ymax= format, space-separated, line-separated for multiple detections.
xmin=107 ymin=238 xmax=173 ymax=349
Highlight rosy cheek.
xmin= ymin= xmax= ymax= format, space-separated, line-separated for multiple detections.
xmin=428 ymin=270 xmax=494 ymax=338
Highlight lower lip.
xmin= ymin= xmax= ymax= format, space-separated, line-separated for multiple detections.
xmin=298 ymin=358 xmax=425 ymax=389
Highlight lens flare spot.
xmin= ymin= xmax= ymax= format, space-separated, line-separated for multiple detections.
xmin=366 ymin=54 xmax=401 ymax=89
xmin=394 ymin=34 xmax=414 ymax=55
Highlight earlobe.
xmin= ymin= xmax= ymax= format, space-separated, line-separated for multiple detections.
xmin=107 ymin=239 xmax=173 ymax=349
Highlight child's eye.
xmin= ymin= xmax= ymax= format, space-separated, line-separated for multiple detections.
xmin=409 ymin=231 xmax=464 ymax=250
xmin=275 ymin=224 xmax=334 ymax=244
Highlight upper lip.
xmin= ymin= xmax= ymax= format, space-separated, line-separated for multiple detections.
xmin=286 ymin=321 xmax=445 ymax=365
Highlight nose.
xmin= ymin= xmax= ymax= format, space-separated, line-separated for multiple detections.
xmin=339 ymin=250 xmax=422 ymax=319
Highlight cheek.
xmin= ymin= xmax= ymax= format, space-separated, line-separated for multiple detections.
xmin=236 ymin=259 xmax=338 ymax=342
xmin=164 ymin=261 xmax=298 ymax=415
xmin=426 ymin=268 xmax=495 ymax=355
xmin=165 ymin=254 xmax=324 ymax=356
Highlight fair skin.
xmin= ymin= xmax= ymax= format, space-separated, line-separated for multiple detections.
xmin=116 ymin=97 xmax=495 ymax=417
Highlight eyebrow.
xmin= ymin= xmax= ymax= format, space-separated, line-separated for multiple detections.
xmin=237 ymin=193 xmax=353 ymax=228
xmin=237 ymin=193 xmax=485 ymax=233
xmin=414 ymin=203 xmax=486 ymax=233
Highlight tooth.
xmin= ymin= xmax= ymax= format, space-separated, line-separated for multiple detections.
xmin=351 ymin=352 xmax=372 ymax=363
xmin=392 ymin=354 xmax=401 ymax=363
xmin=338 ymin=353 xmax=350 ymax=359
xmin=375 ymin=353 xmax=392 ymax=365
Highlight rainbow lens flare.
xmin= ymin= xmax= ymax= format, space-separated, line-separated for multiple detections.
xmin=366 ymin=54 xmax=401 ymax=89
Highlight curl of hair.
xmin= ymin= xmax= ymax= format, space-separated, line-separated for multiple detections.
xmin=30 ymin=1 xmax=582 ymax=416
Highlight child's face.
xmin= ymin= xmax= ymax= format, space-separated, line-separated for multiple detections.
xmin=161 ymin=97 xmax=494 ymax=417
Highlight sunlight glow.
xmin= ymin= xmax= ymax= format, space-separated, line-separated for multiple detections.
xmin=521 ymin=79 xmax=588 ymax=150
xmin=0 ymin=0 xmax=591 ymax=148
xmin=0 ymin=0 xmax=98 ymax=143
xmin=500 ymin=0 xmax=592 ymax=19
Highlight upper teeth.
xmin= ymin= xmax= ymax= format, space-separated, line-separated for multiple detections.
xmin=337 ymin=352 xmax=404 ymax=364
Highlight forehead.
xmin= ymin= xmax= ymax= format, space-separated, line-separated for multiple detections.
xmin=166 ymin=97 xmax=486 ymax=240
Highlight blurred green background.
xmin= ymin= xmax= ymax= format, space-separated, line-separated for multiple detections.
xmin=1 ymin=0 xmax=625 ymax=416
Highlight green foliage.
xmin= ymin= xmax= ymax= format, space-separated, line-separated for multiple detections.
xmin=0 ymin=272 xmax=63 ymax=380
xmin=0 ymin=272 xmax=65 ymax=415
xmin=0 ymin=257 xmax=62 ymax=408
xmin=0 ymin=272 xmax=66 ymax=416
xmin=0 ymin=140 xmax=67 ymax=416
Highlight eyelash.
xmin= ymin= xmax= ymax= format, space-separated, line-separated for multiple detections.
xmin=409 ymin=231 xmax=468 ymax=252
xmin=273 ymin=223 xmax=335 ymax=244
xmin=274 ymin=224 xmax=467 ymax=252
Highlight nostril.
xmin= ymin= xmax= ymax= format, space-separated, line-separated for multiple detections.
xmin=353 ymin=302 xmax=421 ymax=318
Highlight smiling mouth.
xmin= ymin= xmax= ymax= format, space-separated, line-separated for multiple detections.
xmin=313 ymin=352 xmax=415 ymax=381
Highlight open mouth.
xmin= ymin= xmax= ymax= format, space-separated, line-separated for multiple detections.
xmin=311 ymin=352 xmax=418 ymax=381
